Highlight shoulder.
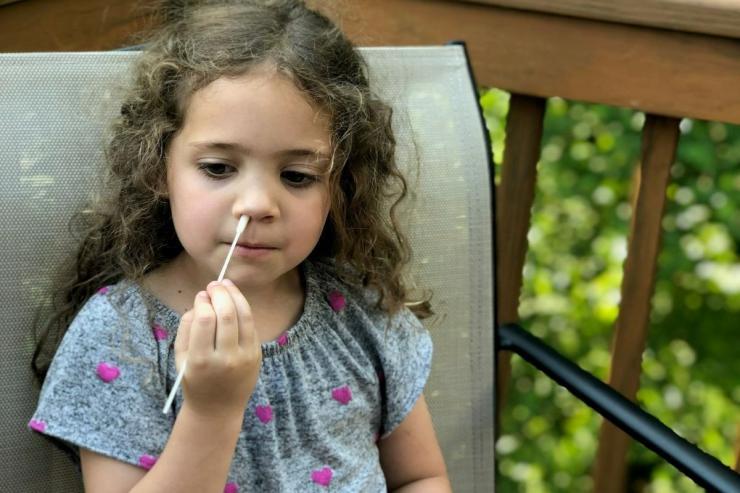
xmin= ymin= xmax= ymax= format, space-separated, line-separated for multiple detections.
xmin=306 ymin=259 xmax=429 ymax=347
xmin=70 ymin=281 xmax=148 ymax=327
xmin=74 ymin=281 xmax=144 ymax=319
xmin=61 ymin=280 xmax=162 ymax=352
xmin=307 ymin=259 xmax=386 ymax=321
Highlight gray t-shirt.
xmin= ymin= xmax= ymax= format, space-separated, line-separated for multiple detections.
xmin=31 ymin=260 xmax=433 ymax=491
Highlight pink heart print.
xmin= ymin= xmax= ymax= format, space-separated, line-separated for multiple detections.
xmin=331 ymin=385 xmax=352 ymax=405
xmin=138 ymin=454 xmax=158 ymax=470
xmin=224 ymin=482 xmax=239 ymax=493
xmin=96 ymin=362 xmax=120 ymax=383
xmin=327 ymin=290 xmax=346 ymax=312
xmin=97 ymin=286 xmax=110 ymax=295
xmin=311 ymin=466 xmax=333 ymax=487
xmin=255 ymin=405 xmax=273 ymax=424
xmin=28 ymin=419 xmax=46 ymax=433
xmin=277 ymin=333 xmax=288 ymax=346
xmin=152 ymin=324 xmax=168 ymax=341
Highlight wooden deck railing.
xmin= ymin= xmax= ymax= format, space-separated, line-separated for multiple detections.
xmin=2 ymin=0 xmax=738 ymax=490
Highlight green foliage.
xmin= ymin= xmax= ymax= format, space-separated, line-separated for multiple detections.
xmin=481 ymin=88 xmax=740 ymax=492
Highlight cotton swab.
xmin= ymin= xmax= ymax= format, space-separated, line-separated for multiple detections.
xmin=162 ymin=215 xmax=249 ymax=414
xmin=218 ymin=215 xmax=249 ymax=282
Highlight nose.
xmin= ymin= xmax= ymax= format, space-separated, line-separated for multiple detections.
xmin=232 ymin=175 xmax=280 ymax=222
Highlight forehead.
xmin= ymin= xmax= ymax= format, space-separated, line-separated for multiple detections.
xmin=177 ymin=69 xmax=332 ymax=157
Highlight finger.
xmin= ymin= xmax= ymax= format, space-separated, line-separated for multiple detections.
xmin=221 ymin=279 xmax=255 ymax=349
xmin=174 ymin=309 xmax=194 ymax=359
xmin=207 ymin=282 xmax=239 ymax=351
xmin=189 ymin=291 xmax=216 ymax=359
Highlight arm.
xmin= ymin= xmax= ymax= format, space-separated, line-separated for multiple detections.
xmin=81 ymin=404 xmax=243 ymax=493
xmin=378 ymin=395 xmax=452 ymax=492
xmin=82 ymin=280 xmax=260 ymax=493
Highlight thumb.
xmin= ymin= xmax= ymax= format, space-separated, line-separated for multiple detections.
xmin=174 ymin=309 xmax=193 ymax=371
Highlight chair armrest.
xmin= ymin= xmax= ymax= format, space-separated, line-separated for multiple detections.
xmin=497 ymin=323 xmax=740 ymax=492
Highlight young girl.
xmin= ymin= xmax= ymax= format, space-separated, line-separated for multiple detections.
xmin=29 ymin=1 xmax=450 ymax=491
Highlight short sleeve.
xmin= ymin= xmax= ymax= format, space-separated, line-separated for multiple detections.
xmin=29 ymin=289 xmax=173 ymax=469
xmin=378 ymin=308 xmax=433 ymax=438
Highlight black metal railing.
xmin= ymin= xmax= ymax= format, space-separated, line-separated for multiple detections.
xmin=497 ymin=323 xmax=740 ymax=493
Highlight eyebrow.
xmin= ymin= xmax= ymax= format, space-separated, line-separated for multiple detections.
xmin=189 ymin=141 xmax=331 ymax=161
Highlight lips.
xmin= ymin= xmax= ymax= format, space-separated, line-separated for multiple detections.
xmin=232 ymin=242 xmax=275 ymax=259
xmin=236 ymin=242 xmax=275 ymax=249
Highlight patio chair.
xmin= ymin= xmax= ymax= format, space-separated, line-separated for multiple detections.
xmin=1 ymin=46 xmax=738 ymax=492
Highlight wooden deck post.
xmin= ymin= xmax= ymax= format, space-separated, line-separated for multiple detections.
xmin=495 ymin=94 xmax=546 ymax=422
xmin=592 ymin=115 xmax=679 ymax=493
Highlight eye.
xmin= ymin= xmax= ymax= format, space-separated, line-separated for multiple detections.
xmin=198 ymin=162 xmax=234 ymax=179
xmin=281 ymin=170 xmax=318 ymax=187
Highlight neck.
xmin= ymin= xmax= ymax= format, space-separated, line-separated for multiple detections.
xmin=143 ymin=254 xmax=306 ymax=342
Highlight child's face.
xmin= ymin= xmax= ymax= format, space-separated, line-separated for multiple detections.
xmin=164 ymin=67 xmax=333 ymax=290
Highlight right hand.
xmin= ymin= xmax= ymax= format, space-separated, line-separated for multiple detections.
xmin=174 ymin=279 xmax=262 ymax=419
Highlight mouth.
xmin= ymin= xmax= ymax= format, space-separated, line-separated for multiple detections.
xmin=235 ymin=242 xmax=276 ymax=249
xmin=228 ymin=241 xmax=277 ymax=259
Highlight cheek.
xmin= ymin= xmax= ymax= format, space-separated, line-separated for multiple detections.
xmin=318 ymin=191 xmax=333 ymax=231
xmin=293 ymin=193 xmax=331 ymax=240
xmin=168 ymin=179 xmax=220 ymax=248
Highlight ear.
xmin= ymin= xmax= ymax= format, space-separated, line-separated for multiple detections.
xmin=153 ymin=163 xmax=170 ymax=200
xmin=153 ymin=177 xmax=170 ymax=200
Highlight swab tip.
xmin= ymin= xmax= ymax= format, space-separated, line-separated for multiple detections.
xmin=237 ymin=215 xmax=249 ymax=234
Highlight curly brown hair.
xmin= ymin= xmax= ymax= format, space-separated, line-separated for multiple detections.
xmin=32 ymin=0 xmax=431 ymax=383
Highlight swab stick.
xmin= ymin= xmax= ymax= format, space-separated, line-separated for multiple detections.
xmin=218 ymin=215 xmax=249 ymax=282
xmin=162 ymin=215 xmax=249 ymax=414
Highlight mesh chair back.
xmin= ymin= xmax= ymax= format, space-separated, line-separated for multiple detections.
xmin=0 ymin=47 xmax=494 ymax=492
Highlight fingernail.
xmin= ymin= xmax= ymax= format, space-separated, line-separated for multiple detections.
xmin=207 ymin=280 xmax=219 ymax=288
xmin=197 ymin=291 xmax=208 ymax=299
xmin=222 ymin=279 xmax=234 ymax=286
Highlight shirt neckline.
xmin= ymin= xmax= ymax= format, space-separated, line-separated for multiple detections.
xmin=128 ymin=260 xmax=321 ymax=358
